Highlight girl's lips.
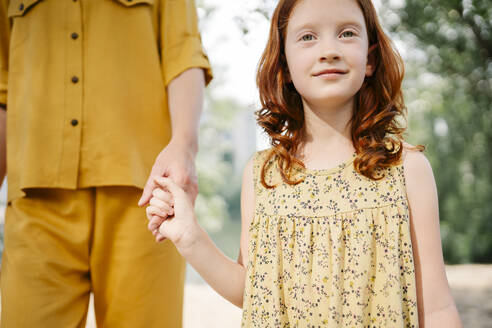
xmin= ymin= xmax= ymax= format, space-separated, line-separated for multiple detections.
xmin=312 ymin=69 xmax=348 ymax=79
xmin=314 ymin=71 xmax=347 ymax=80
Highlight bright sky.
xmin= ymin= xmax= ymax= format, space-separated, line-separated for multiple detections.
xmin=198 ymin=0 xmax=271 ymax=107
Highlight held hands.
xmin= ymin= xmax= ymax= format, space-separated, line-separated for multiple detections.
xmin=138 ymin=139 xmax=198 ymax=240
xmin=138 ymin=139 xmax=199 ymax=208
xmin=146 ymin=183 xmax=175 ymax=242
xmin=145 ymin=176 xmax=199 ymax=253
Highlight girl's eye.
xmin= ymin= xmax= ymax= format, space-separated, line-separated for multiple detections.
xmin=300 ymin=34 xmax=315 ymax=41
xmin=340 ymin=31 xmax=355 ymax=38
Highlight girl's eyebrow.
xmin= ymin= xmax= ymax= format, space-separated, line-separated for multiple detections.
xmin=290 ymin=22 xmax=318 ymax=34
xmin=338 ymin=21 xmax=364 ymax=31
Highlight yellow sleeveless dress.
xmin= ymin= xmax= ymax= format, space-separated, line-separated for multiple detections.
xmin=241 ymin=149 xmax=419 ymax=327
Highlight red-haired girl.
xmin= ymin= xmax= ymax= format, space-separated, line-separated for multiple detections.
xmin=146 ymin=0 xmax=462 ymax=326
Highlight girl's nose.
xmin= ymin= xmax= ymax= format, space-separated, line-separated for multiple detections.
xmin=319 ymin=43 xmax=342 ymax=62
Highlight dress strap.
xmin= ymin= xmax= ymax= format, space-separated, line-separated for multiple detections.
xmin=252 ymin=149 xmax=274 ymax=194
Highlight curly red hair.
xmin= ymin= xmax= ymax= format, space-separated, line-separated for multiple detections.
xmin=256 ymin=0 xmax=424 ymax=188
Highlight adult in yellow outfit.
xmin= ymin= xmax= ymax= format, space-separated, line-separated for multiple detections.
xmin=0 ymin=0 xmax=212 ymax=327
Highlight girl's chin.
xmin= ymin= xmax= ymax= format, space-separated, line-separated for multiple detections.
xmin=301 ymin=94 xmax=356 ymax=109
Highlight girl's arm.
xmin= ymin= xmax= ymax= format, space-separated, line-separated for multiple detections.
xmin=403 ymin=145 xmax=463 ymax=328
xmin=150 ymin=157 xmax=255 ymax=308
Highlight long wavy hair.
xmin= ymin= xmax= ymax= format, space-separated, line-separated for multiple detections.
xmin=256 ymin=0 xmax=424 ymax=188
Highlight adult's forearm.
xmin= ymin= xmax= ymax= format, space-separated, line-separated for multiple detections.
xmin=180 ymin=225 xmax=247 ymax=308
xmin=166 ymin=67 xmax=205 ymax=155
xmin=0 ymin=109 xmax=6 ymax=186
xmin=424 ymin=303 xmax=462 ymax=328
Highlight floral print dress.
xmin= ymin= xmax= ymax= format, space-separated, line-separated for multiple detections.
xmin=241 ymin=149 xmax=419 ymax=327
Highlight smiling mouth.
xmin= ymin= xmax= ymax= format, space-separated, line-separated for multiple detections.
xmin=313 ymin=69 xmax=348 ymax=77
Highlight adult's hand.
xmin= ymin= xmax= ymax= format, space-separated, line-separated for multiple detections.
xmin=138 ymin=138 xmax=198 ymax=207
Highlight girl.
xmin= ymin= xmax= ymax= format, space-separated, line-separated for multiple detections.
xmin=146 ymin=0 xmax=462 ymax=326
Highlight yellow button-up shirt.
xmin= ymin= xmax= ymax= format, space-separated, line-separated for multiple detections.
xmin=0 ymin=0 xmax=212 ymax=202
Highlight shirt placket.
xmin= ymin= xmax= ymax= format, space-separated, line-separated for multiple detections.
xmin=58 ymin=0 xmax=83 ymax=187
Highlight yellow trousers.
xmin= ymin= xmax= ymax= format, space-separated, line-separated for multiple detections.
xmin=0 ymin=187 xmax=185 ymax=327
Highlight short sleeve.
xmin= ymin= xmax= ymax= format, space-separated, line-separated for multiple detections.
xmin=160 ymin=0 xmax=213 ymax=86
xmin=0 ymin=0 xmax=9 ymax=108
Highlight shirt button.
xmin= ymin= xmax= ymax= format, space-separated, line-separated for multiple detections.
xmin=71 ymin=32 xmax=79 ymax=40
xmin=71 ymin=119 xmax=79 ymax=126
xmin=19 ymin=3 xmax=24 ymax=10
xmin=71 ymin=76 xmax=79 ymax=84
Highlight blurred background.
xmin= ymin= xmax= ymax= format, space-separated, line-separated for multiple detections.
xmin=1 ymin=0 xmax=491 ymax=327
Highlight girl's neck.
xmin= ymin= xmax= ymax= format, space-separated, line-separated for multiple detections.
xmin=300 ymin=98 xmax=355 ymax=152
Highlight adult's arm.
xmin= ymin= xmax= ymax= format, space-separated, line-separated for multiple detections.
xmin=138 ymin=0 xmax=212 ymax=208
xmin=139 ymin=67 xmax=205 ymax=207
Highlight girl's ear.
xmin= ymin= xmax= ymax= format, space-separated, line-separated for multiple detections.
xmin=365 ymin=44 xmax=377 ymax=77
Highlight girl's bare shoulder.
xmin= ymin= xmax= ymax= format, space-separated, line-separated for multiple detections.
xmin=401 ymin=142 xmax=436 ymax=194
xmin=401 ymin=141 xmax=429 ymax=167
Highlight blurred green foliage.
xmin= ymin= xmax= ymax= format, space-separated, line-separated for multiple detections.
xmin=382 ymin=0 xmax=492 ymax=263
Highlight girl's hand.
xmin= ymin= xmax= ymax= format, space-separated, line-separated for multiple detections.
xmin=151 ymin=176 xmax=200 ymax=253
xmin=146 ymin=187 xmax=175 ymax=242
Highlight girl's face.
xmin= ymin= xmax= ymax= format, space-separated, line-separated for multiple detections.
xmin=284 ymin=0 xmax=374 ymax=110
